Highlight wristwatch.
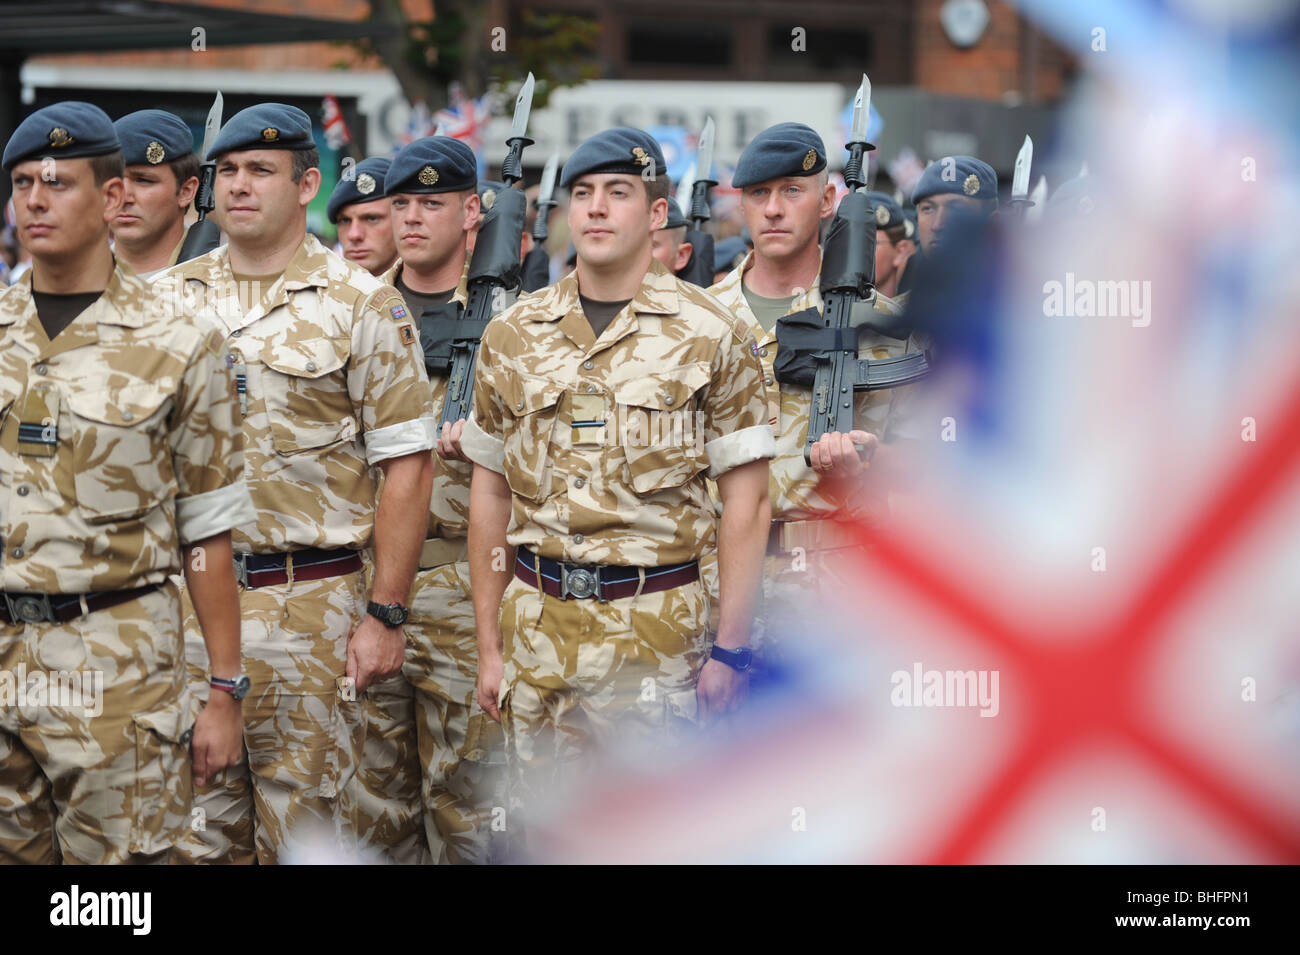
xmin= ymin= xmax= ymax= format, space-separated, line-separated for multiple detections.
xmin=210 ymin=673 xmax=251 ymax=701
xmin=709 ymin=644 xmax=753 ymax=673
xmin=367 ymin=600 xmax=410 ymax=628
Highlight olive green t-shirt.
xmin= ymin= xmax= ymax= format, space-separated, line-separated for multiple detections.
xmin=579 ymin=294 xmax=632 ymax=338
xmin=741 ymin=282 xmax=796 ymax=334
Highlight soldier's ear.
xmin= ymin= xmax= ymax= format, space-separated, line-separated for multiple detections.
xmin=298 ymin=166 xmax=322 ymax=206
xmin=463 ymin=193 xmax=481 ymax=232
xmin=177 ymin=175 xmax=199 ymax=214
xmin=674 ymin=240 xmax=693 ymax=272
xmin=650 ymin=196 xmax=668 ymax=232
xmin=820 ymin=182 xmax=837 ymax=219
xmin=101 ymin=175 xmax=125 ymax=224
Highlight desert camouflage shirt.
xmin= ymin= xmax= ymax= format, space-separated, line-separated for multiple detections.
xmin=156 ymin=234 xmax=435 ymax=554
xmin=709 ymin=249 xmax=925 ymax=522
xmin=381 ymin=258 xmax=471 ymax=541
xmin=462 ymin=259 xmax=774 ymax=566
xmin=0 ymin=263 xmax=253 ymax=593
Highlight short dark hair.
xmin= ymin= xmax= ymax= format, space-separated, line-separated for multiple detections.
xmin=645 ymin=173 xmax=671 ymax=207
xmin=290 ymin=147 xmax=320 ymax=184
xmin=89 ymin=150 xmax=125 ymax=186
xmin=167 ymin=152 xmax=201 ymax=211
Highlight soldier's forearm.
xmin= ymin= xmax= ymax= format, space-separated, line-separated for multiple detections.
xmin=468 ymin=464 xmax=514 ymax=658
xmin=371 ymin=450 xmax=434 ymax=604
xmin=714 ymin=460 xmax=771 ymax=650
xmin=183 ymin=531 xmax=242 ymax=678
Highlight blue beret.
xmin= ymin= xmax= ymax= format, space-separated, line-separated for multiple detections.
xmin=3 ymin=101 xmax=120 ymax=172
xmin=327 ymin=157 xmax=392 ymax=223
xmin=113 ymin=109 xmax=194 ymax=168
xmin=732 ymin=123 xmax=826 ymax=189
xmin=386 ymin=136 xmax=477 ymax=196
xmin=208 ymin=103 xmax=314 ymax=159
xmin=865 ymin=191 xmax=906 ymax=230
xmin=661 ymin=197 xmax=686 ymax=230
xmin=902 ymin=208 xmax=919 ymax=242
xmin=560 ymin=127 xmax=665 ymax=189
xmin=478 ymin=180 xmax=509 ymax=211
xmin=911 ymin=155 xmax=998 ymax=204
xmin=713 ymin=236 xmax=747 ymax=273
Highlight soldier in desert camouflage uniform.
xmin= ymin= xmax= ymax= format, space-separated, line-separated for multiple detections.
xmin=461 ymin=128 xmax=774 ymax=840
xmin=0 ymin=102 xmax=252 ymax=864
xmin=704 ymin=123 xmax=926 ymax=675
xmin=365 ymin=137 xmax=509 ymax=864
xmin=158 ymin=104 xmax=435 ymax=865
xmin=110 ymin=110 xmax=200 ymax=280
xmin=323 ymin=155 xmax=430 ymax=864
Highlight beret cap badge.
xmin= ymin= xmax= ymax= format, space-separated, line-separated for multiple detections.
xmin=631 ymin=146 xmax=651 ymax=166
xmin=418 ymin=165 xmax=439 ymax=186
xmin=145 ymin=141 xmax=166 ymax=164
xmin=49 ymin=127 xmax=73 ymax=148
xmin=802 ymin=148 xmax=818 ymax=171
xmin=262 ymin=127 xmax=279 ymax=142
xmin=356 ymin=172 xmax=376 ymax=195
xmin=962 ymin=173 xmax=980 ymax=196
xmin=875 ymin=204 xmax=890 ymax=226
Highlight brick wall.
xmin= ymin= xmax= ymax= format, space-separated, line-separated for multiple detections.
xmin=27 ymin=0 xmax=431 ymax=73
xmin=915 ymin=0 xmax=1075 ymax=103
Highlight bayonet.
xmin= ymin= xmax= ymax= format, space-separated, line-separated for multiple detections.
xmin=200 ymin=91 xmax=223 ymax=163
xmin=531 ymin=151 xmax=558 ymax=243
xmin=175 ymin=91 xmax=224 ymax=262
xmin=1012 ymin=134 xmax=1032 ymax=199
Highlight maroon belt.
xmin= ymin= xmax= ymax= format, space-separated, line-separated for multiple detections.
xmin=514 ymin=546 xmax=699 ymax=601
xmin=1 ymin=584 xmax=160 ymax=626
xmin=234 ymin=547 xmax=364 ymax=589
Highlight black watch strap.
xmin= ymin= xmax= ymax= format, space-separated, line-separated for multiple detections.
xmin=366 ymin=600 xmax=409 ymax=628
xmin=709 ymin=644 xmax=753 ymax=672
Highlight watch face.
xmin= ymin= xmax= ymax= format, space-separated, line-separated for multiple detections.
xmin=232 ymin=675 xmax=251 ymax=701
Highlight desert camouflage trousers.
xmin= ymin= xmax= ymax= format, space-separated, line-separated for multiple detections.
xmin=171 ymin=570 xmax=365 ymax=865
xmin=343 ymin=558 xmax=507 ymax=864
xmin=0 ymin=580 xmax=197 ymax=864
xmin=498 ymin=573 xmax=708 ymax=849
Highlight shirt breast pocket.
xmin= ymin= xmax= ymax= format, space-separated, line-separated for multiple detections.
xmin=65 ymin=384 xmax=176 ymax=524
xmin=501 ymin=373 xmax=563 ymax=503
xmin=260 ymin=337 xmax=357 ymax=454
xmin=613 ymin=361 xmax=711 ymax=494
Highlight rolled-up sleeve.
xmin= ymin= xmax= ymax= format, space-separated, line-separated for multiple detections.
xmin=350 ymin=287 xmax=437 ymax=465
xmin=461 ymin=323 xmax=509 ymax=474
xmin=702 ymin=323 xmax=776 ymax=478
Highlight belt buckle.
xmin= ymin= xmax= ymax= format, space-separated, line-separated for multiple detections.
xmin=232 ymin=554 xmax=250 ymax=589
xmin=5 ymin=592 xmax=56 ymax=624
xmin=560 ymin=565 xmax=600 ymax=601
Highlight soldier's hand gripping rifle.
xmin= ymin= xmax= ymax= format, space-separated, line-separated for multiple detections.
xmin=520 ymin=151 xmax=557 ymax=292
xmin=176 ymin=92 xmax=224 ymax=263
xmin=424 ymin=74 xmax=535 ymax=430
xmin=677 ymin=117 xmax=717 ymax=288
xmin=770 ymin=75 xmax=930 ymax=466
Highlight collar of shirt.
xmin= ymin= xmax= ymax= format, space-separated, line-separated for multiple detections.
xmin=711 ymin=248 xmax=824 ymax=346
xmin=0 ymin=260 xmax=148 ymax=331
xmin=527 ymin=257 xmax=681 ymax=356
xmin=168 ymin=233 xmax=330 ymax=330
xmin=383 ymin=256 xmax=470 ymax=308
